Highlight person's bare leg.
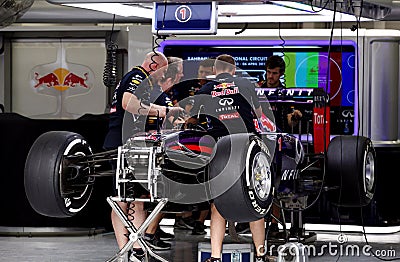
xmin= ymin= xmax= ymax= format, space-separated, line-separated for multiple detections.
xmin=197 ymin=209 xmax=209 ymax=223
xmin=128 ymin=201 xmax=147 ymax=249
xmin=271 ymin=203 xmax=280 ymax=224
xmin=111 ymin=201 xmax=129 ymax=250
xmin=210 ymin=203 xmax=226 ymax=258
xmin=250 ymin=218 xmax=266 ymax=256
xmin=145 ymin=213 xmax=165 ymax=235
xmin=181 ymin=211 xmax=192 ymax=218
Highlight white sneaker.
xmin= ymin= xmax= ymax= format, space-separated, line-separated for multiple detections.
xmin=116 ymin=253 xmax=128 ymax=262
xmin=129 ymin=250 xmax=146 ymax=262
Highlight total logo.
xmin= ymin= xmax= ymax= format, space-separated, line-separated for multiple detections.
xmin=218 ymin=112 xmax=240 ymax=121
xmin=33 ymin=68 xmax=90 ymax=91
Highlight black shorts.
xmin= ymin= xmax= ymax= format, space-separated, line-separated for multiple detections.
xmin=194 ymin=201 xmax=211 ymax=211
xmin=109 ymin=160 xmax=149 ymax=198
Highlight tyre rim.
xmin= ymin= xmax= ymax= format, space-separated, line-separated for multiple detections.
xmin=252 ymin=152 xmax=272 ymax=201
xmin=61 ymin=151 xmax=90 ymax=202
xmin=364 ymin=151 xmax=375 ymax=193
xmin=61 ymin=139 xmax=93 ymax=212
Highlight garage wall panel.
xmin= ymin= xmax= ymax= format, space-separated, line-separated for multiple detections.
xmin=370 ymin=40 xmax=399 ymax=142
xmin=11 ymin=39 xmax=106 ymax=119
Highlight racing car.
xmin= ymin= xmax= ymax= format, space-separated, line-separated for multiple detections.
xmin=23 ymin=89 xmax=376 ymax=261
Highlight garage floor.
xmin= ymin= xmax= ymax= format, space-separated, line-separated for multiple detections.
xmin=1 ymin=221 xmax=400 ymax=262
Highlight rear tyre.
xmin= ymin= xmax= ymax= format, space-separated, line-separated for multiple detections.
xmin=24 ymin=131 xmax=94 ymax=217
xmin=209 ymin=133 xmax=274 ymax=222
xmin=326 ymin=135 xmax=376 ymax=207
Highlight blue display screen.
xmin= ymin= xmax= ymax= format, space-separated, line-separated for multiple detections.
xmin=160 ymin=39 xmax=358 ymax=135
xmin=152 ymin=2 xmax=217 ymax=35
xmin=161 ymin=39 xmax=356 ymax=108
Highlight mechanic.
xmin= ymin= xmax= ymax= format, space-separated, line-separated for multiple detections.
xmin=172 ymin=58 xmax=215 ymax=236
xmin=170 ymin=57 xmax=215 ymax=104
xmin=259 ymin=55 xmax=302 ymax=130
xmin=142 ymin=56 xmax=188 ymax=246
xmin=235 ymin=55 xmax=303 ymax=239
xmin=144 ymin=56 xmax=193 ymax=244
xmin=103 ymin=51 xmax=182 ymax=262
xmin=149 ymin=56 xmax=186 ymax=130
xmin=193 ymin=54 xmax=268 ymax=262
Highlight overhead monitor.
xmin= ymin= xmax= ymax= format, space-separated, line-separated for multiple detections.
xmin=152 ymin=2 xmax=217 ymax=35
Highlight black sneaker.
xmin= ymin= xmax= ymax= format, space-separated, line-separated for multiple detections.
xmin=144 ymin=233 xmax=171 ymax=250
xmin=128 ymin=249 xmax=145 ymax=262
xmin=203 ymin=257 xmax=221 ymax=262
xmin=269 ymin=223 xmax=279 ymax=234
xmin=235 ymin=222 xmax=251 ymax=234
xmin=155 ymin=226 xmax=175 ymax=241
xmin=268 ymin=223 xmax=286 ymax=240
xmin=174 ymin=216 xmax=195 ymax=230
xmin=192 ymin=221 xmax=206 ymax=235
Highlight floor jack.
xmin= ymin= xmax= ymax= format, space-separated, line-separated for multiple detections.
xmin=106 ymin=197 xmax=169 ymax=262
xmin=105 ymin=146 xmax=170 ymax=262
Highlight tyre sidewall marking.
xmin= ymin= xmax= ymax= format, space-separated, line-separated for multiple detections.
xmin=61 ymin=137 xmax=93 ymax=213
xmin=245 ymin=136 xmax=272 ymax=216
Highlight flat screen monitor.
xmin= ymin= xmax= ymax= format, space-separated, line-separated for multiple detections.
xmin=160 ymin=39 xmax=357 ymax=135
xmin=152 ymin=2 xmax=217 ymax=35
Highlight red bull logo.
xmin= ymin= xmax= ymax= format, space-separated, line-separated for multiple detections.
xmin=33 ymin=68 xmax=89 ymax=91
xmin=254 ymin=114 xmax=277 ymax=133
xmin=214 ymin=82 xmax=236 ymax=90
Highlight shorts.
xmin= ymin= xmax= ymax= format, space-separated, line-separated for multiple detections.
xmin=194 ymin=201 xmax=211 ymax=211
xmin=109 ymin=160 xmax=150 ymax=198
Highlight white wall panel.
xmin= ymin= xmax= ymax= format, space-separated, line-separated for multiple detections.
xmin=11 ymin=39 xmax=106 ymax=119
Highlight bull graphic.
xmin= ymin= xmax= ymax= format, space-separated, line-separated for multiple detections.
xmin=34 ymin=70 xmax=89 ymax=90
xmin=34 ymin=72 xmax=60 ymax=88
xmin=63 ymin=72 xmax=89 ymax=88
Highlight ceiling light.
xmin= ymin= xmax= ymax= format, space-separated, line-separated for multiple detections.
xmin=62 ymin=3 xmax=152 ymax=18
xmin=60 ymin=1 xmax=372 ymax=23
xmin=218 ymin=2 xmax=372 ymax=23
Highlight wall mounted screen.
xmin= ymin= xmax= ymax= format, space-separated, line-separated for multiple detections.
xmin=160 ymin=39 xmax=357 ymax=135
xmin=152 ymin=2 xmax=217 ymax=35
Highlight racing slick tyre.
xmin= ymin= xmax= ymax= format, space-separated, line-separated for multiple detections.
xmin=326 ymin=135 xmax=376 ymax=207
xmin=209 ymin=133 xmax=274 ymax=223
xmin=24 ymin=131 xmax=94 ymax=218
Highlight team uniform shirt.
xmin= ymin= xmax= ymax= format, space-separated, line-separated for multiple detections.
xmin=146 ymin=86 xmax=174 ymax=131
xmin=195 ymin=73 xmax=261 ymax=138
xmin=103 ymin=66 xmax=152 ymax=149
xmin=258 ymin=80 xmax=296 ymax=133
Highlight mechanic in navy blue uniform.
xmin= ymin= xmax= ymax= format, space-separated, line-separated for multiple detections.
xmin=146 ymin=57 xmax=177 ymax=131
xmin=258 ymin=55 xmax=302 ymax=133
xmin=170 ymin=58 xmax=215 ymax=235
xmin=256 ymin=55 xmax=302 ymax=241
xmin=195 ymin=58 xmax=262 ymax=138
xmin=170 ymin=57 xmax=215 ymax=104
xmin=103 ymin=51 xmax=183 ymax=261
xmin=193 ymin=54 xmax=267 ymax=262
xmin=141 ymin=56 xmax=187 ymax=248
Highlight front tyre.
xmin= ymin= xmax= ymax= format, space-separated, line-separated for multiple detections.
xmin=326 ymin=135 xmax=376 ymax=207
xmin=209 ymin=133 xmax=274 ymax=223
xmin=24 ymin=131 xmax=94 ymax=217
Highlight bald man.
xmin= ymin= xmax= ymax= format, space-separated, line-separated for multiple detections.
xmin=103 ymin=51 xmax=181 ymax=261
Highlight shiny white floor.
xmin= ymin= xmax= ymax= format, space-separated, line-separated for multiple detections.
xmin=1 ymin=224 xmax=400 ymax=262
